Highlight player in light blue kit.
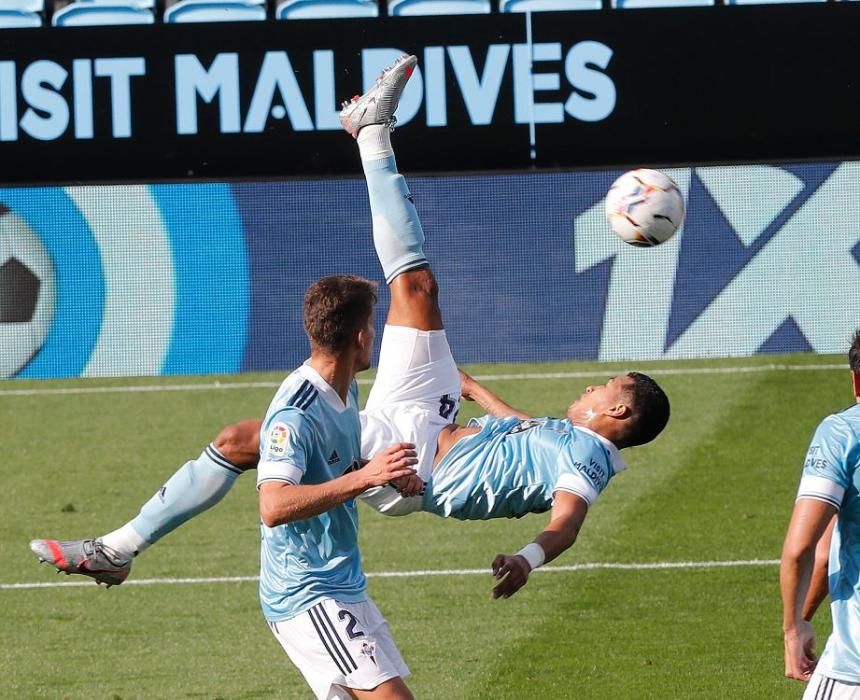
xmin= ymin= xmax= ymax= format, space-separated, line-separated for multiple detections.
xmin=255 ymin=275 xmax=418 ymax=700
xmin=335 ymin=53 xmax=670 ymax=599
xmin=782 ymin=329 xmax=860 ymax=699
xmin=32 ymin=54 xmax=671 ymax=603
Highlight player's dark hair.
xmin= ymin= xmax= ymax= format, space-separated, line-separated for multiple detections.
xmin=849 ymin=329 xmax=860 ymax=375
xmin=621 ymin=372 xmax=670 ymax=447
xmin=303 ymin=275 xmax=377 ymax=354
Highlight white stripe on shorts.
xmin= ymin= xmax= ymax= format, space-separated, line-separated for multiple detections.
xmin=803 ymin=672 xmax=860 ymax=700
xmin=268 ymin=598 xmax=410 ymax=700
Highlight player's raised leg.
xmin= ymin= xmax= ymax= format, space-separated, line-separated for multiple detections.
xmin=30 ymin=419 xmax=261 ymax=585
xmin=341 ymin=57 xmax=459 ymax=517
xmin=340 ymin=54 xmax=441 ymax=333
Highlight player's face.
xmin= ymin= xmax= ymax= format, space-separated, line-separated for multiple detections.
xmin=566 ymin=375 xmax=634 ymax=423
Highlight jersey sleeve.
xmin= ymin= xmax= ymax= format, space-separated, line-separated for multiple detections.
xmin=553 ymin=438 xmax=610 ymax=507
xmin=467 ymin=415 xmax=492 ymax=430
xmin=257 ymin=409 xmax=312 ymax=488
xmin=796 ymin=414 xmax=857 ymax=510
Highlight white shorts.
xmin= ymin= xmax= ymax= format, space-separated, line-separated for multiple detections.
xmin=803 ymin=672 xmax=860 ymax=700
xmin=359 ymin=325 xmax=460 ymax=516
xmin=268 ymin=598 xmax=409 ymax=700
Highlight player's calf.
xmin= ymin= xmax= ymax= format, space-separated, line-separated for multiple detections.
xmin=213 ymin=419 xmax=262 ymax=470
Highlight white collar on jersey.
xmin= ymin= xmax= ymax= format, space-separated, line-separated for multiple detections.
xmin=573 ymin=425 xmax=628 ymax=474
xmin=296 ymin=361 xmax=354 ymax=414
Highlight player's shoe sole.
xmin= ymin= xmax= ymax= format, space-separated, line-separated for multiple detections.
xmin=339 ymin=54 xmax=418 ymax=138
xmin=30 ymin=538 xmax=131 ymax=587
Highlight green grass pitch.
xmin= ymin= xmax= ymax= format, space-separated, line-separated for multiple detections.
xmin=0 ymin=353 xmax=849 ymax=699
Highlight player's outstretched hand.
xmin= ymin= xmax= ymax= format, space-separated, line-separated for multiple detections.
xmin=784 ymin=620 xmax=818 ymax=681
xmin=361 ymin=443 xmax=417 ymax=490
xmin=491 ymin=553 xmax=531 ymax=599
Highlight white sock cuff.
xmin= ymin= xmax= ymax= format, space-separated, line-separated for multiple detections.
xmin=100 ymin=523 xmax=150 ymax=559
xmin=358 ymin=125 xmax=393 ymax=161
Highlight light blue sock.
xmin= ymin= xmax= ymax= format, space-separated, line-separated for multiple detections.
xmin=362 ymin=155 xmax=428 ymax=283
xmin=101 ymin=444 xmax=242 ymax=557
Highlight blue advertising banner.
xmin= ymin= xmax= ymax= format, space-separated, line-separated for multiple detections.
xmin=1 ymin=161 xmax=858 ymax=378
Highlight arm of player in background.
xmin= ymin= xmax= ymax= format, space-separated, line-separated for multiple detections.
xmin=780 ymin=498 xmax=838 ymax=681
xmin=802 ymin=514 xmax=836 ymax=622
xmin=459 ymin=369 xmax=532 ymax=420
xmin=259 ymin=443 xmax=417 ymax=526
xmin=491 ymin=490 xmax=588 ymax=599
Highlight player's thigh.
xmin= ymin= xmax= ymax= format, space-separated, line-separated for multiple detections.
xmin=268 ymin=598 xmax=409 ymax=700
xmin=802 ymin=673 xmax=860 ymax=700
xmin=361 ymin=404 xmax=450 ymax=485
xmin=345 ymin=676 xmax=413 ymax=700
xmin=366 ymin=325 xmax=459 ymax=412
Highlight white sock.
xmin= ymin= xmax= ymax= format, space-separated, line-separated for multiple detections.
xmin=100 ymin=523 xmax=150 ymax=559
xmin=357 ymin=125 xmax=393 ymax=162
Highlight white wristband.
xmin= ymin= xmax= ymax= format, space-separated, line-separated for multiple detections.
xmin=516 ymin=543 xmax=545 ymax=571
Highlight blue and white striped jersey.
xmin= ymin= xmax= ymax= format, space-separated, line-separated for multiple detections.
xmin=796 ymin=403 xmax=860 ymax=682
xmin=257 ymin=363 xmax=366 ymax=622
xmin=423 ymin=416 xmax=626 ymax=520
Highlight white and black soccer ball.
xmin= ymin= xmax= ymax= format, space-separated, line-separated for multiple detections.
xmin=0 ymin=206 xmax=56 ymax=377
xmin=605 ymin=169 xmax=685 ymax=247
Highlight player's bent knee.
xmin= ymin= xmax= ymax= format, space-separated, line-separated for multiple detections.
xmin=213 ymin=419 xmax=262 ymax=470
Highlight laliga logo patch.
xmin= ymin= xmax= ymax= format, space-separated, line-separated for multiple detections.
xmin=267 ymin=423 xmax=288 ymax=457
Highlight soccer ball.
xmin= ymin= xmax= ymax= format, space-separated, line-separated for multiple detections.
xmin=0 ymin=206 xmax=56 ymax=378
xmin=605 ymin=169 xmax=685 ymax=247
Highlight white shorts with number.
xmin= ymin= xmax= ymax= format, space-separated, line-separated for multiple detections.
xmin=269 ymin=598 xmax=409 ymax=700
xmin=359 ymin=325 xmax=460 ymax=516
xmin=803 ymin=672 xmax=860 ymax=700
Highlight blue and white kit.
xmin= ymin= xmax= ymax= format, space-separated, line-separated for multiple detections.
xmin=424 ymin=416 xmax=626 ymax=520
xmin=257 ymin=362 xmax=409 ymax=699
xmin=257 ymin=362 xmax=368 ymax=621
xmin=796 ymin=404 xmax=860 ymax=691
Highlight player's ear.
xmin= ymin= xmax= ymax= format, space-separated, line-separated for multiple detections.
xmin=356 ymin=327 xmax=371 ymax=351
xmin=605 ymin=402 xmax=632 ymax=419
xmin=852 ymin=370 xmax=860 ymax=399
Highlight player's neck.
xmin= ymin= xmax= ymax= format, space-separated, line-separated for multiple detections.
xmin=571 ymin=416 xmax=624 ymax=449
xmin=307 ymin=352 xmax=355 ymax=403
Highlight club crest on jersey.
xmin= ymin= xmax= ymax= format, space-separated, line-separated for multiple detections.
xmin=509 ymin=419 xmax=542 ymax=435
xmin=360 ymin=641 xmax=378 ymax=666
xmin=266 ymin=422 xmax=288 ymax=457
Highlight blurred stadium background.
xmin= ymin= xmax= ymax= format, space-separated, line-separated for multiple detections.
xmin=2 ymin=1 xmax=859 ymax=698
